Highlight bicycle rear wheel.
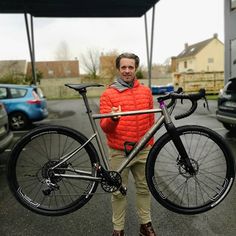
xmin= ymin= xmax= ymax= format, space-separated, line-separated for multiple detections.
xmin=8 ymin=125 xmax=99 ymax=216
xmin=146 ymin=125 xmax=235 ymax=214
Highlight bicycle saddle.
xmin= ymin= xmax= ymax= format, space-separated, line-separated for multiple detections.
xmin=65 ymin=83 xmax=104 ymax=92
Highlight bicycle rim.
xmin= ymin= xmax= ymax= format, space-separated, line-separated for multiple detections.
xmin=8 ymin=125 xmax=99 ymax=216
xmin=146 ymin=125 xmax=235 ymax=214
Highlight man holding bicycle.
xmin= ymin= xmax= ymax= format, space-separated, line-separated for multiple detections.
xmin=100 ymin=53 xmax=156 ymax=236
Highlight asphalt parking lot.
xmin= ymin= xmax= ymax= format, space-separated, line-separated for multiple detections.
xmin=0 ymin=98 xmax=236 ymax=236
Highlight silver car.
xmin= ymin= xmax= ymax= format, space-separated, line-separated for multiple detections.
xmin=0 ymin=102 xmax=13 ymax=153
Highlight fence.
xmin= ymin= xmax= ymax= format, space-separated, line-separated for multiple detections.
xmin=39 ymin=77 xmax=173 ymax=99
xmin=173 ymin=71 xmax=224 ymax=94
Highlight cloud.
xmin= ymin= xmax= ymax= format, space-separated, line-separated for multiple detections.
xmin=0 ymin=0 xmax=224 ymax=66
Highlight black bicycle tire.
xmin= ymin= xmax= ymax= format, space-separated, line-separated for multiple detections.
xmin=7 ymin=125 xmax=100 ymax=216
xmin=146 ymin=125 xmax=235 ymax=214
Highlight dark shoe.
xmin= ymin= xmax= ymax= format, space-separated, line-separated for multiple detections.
xmin=112 ymin=229 xmax=124 ymax=236
xmin=139 ymin=222 xmax=156 ymax=236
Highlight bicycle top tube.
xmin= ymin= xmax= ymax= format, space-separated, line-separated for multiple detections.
xmin=92 ymin=108 xmax=162 ymax=120
xmin=65 ymin=83 xmax=207 ymax=121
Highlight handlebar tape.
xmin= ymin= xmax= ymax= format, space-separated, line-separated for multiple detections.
xmin=158 ymin=88 xmax=206 ymax=120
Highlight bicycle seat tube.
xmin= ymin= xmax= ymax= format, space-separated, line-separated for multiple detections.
xmin=80 ymin=90 xmax=110 ymax=170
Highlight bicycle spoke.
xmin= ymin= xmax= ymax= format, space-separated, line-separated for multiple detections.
xmin=148 ymin=126 xmax=234 ymax=213
xmin=8 ymin=126 xmax=99 ymax=215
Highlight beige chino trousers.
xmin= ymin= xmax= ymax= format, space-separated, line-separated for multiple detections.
xmin=109 ymin=147 xmax=152 ymax=231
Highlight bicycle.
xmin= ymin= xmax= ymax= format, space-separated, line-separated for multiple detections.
xmin=7 ymin=83 xmax=235 ymax=216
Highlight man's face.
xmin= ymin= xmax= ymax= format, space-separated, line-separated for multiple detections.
xmin=118 ymin=58 xmax=136 ymax=83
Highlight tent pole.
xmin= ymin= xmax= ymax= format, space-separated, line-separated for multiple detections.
xmin=144 ymin=5 xmax=156 ymax=89
xmin=24 ymin=13 xmax=37 ymax=85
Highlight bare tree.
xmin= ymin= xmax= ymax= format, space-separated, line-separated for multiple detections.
xmin=54 ymin=41 xmax=74 ymax=78
xmin=55 ymin=40 xmax=71 ymax=60
xmin=80 ymin=48 xmax=100 ymax=80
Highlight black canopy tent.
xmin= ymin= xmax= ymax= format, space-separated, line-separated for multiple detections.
xmin=0 ymin=0 xmax=160 ymax=86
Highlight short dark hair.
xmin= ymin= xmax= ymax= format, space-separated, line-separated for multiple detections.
xmin=115 ymin=53 xmax=140 ymax=69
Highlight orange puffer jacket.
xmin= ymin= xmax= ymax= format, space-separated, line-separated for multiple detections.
xmin=100 ymin=79 xmax=154 ymax=151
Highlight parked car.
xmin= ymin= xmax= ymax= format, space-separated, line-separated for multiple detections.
xmin=0 ymin=102 xmax=13 ymax=153
xmin=0 ymin=84 xmax=48 ymax=130
xmin=151 ymin=84 xmax=174 ymax=95
xmin=216 ymin=77 xmax=236 ymax=131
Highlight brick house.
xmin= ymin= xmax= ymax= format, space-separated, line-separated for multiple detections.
xmin=0 ymin=60 xmax=27 ymax=77
xmin=27 ymin=60 xmax=80 ymax=79
xmin=99 ymin=54 xmax=117 ymax=81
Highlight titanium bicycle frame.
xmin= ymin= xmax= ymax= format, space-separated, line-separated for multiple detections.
xmin=52 ymin=90 xmax=187 ymax=181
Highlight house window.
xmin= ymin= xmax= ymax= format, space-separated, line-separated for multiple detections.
xmin=48 ymin=70 xmax=54 ymax=75
xmin=231 ymin=0 xmax=236 ymax=10
xmin=231 ymin=38 xmax=236 ymax=77
xmin=65 ymin=70 xmax=71 ymax=76
xmin=208 ymin=58 xmax=214 ymax=63
xmin=176 ymin=62 xmax=179 ymax=72
xmin=184 ymin=61 xmax=187 ymax=68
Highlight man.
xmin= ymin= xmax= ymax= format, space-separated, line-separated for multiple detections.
xmin=100 ymin=53 xmax=156 ymax=236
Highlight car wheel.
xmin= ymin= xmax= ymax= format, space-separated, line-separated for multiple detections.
xmin=222 ymin=122 xmax=236 ymax=132
xmin=9 ymin=112 xmax=30 ymax=131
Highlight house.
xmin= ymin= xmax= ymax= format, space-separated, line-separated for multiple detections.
xmin=99 ymin=54 xmax=117 ymax=81
xmin=171 ymin=34 xmax=224 ymax=93
xmin=26 ymin=60 xmax=80 ymax=79
xmin=0 ymin=60 xmax=27 ymax=77
xmin=172 ymin=33 xmax=224 ymax=73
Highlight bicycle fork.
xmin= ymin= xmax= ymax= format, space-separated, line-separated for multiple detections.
xmin=165 ymin=122 xmax=196 ymax=175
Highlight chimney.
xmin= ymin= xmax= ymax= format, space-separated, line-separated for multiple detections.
xmin=184 ymin=43 xmax=188 ymax=49
xmin=213 ymin=33 xmax=218 ymax=38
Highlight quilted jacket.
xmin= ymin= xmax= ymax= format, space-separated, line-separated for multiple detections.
xmin=100 ymin=78 xmax=154 ymax=151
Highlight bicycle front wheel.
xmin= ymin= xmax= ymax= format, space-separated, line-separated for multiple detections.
xmin=146 ymin=125 xmax=235 ymax=214
xmin=8 ymin=125 xmax=100 ymax=216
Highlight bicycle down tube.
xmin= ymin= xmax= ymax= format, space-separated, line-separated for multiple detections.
xmin=52 ymin=91 xmax=165 ymax=181
xmin=79 ymin=88 xmax=164 ymax=174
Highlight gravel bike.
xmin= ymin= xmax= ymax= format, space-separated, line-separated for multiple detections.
xmin=7 ymin=83 xmax=235 ymax=216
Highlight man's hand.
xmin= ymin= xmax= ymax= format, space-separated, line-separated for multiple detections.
xmin=111 ymin=105 xmax=121 ymax=121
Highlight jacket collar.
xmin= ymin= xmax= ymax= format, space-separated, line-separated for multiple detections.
xmin=110 ymin=77 xmax=139 ymax=92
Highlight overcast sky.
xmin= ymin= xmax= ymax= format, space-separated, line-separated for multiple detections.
xmin=0 ymin=0 xmax=224 ymax=67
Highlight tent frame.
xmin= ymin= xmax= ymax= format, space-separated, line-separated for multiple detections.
xmin=24 ymin=7 xmax=156 ymax=87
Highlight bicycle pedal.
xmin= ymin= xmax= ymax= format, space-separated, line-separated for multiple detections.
xmin=119 ymin=186 xmax=127 ymax=195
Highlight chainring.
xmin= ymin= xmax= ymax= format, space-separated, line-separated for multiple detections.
xmin=101 ymin=171 xmax=122 ymax=193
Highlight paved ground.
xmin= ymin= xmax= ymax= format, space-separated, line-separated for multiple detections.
xmin=0 ymin=98 xmax=236 ymax=236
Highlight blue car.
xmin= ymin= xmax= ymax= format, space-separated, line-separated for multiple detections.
xmin=0 ymin=84 xmax=48 ymax=130
xmin=151 ymin=84 xmax=174 ymax=95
